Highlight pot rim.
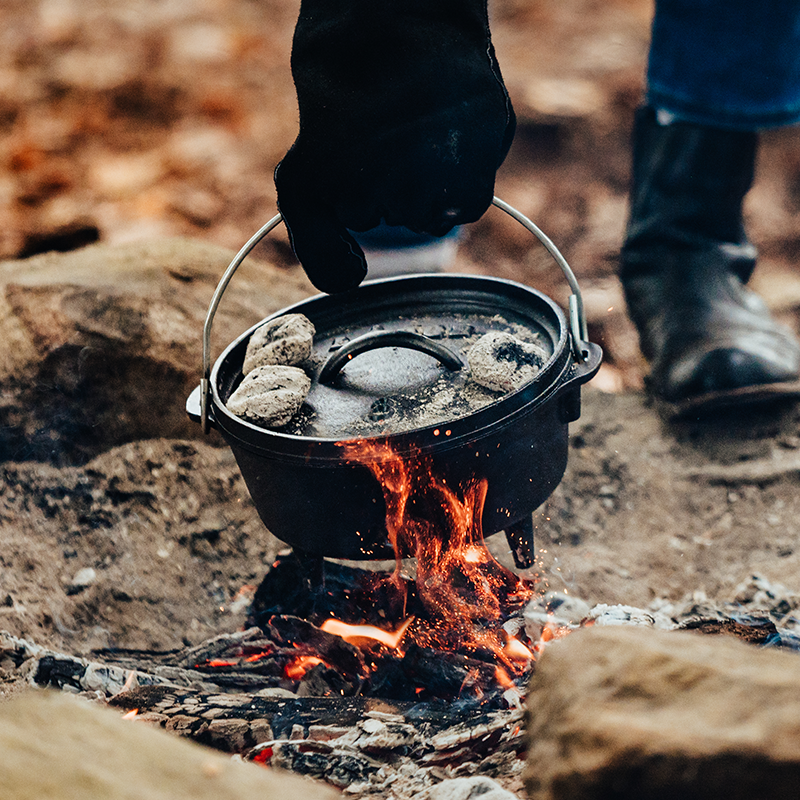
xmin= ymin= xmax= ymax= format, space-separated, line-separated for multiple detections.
xmin=206 ymin=274 xmax=602 ymax=464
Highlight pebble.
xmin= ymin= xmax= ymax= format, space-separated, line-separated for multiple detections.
xmin=69 ymin=567 xmax=97 ymax=590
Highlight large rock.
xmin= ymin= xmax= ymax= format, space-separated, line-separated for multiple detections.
xmin=0 ymin=689 xmax=336 ymax=800
xmin=524 ymin=625 xmax=800 ymax=799
xmin=0 ymin=238 xmax=314 ymax=463
xmin=426 ymin=777 xmax=520 ymax=799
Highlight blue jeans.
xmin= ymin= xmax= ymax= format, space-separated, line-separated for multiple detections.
xmin=647 ymin=0 xmax=800 ymax=130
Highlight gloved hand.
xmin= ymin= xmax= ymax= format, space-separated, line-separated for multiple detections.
xmin=275 ymin=0 xmax=516 ymax=293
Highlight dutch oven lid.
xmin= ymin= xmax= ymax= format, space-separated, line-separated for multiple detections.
xmin=215 ymin=274 xmax=572 ymax=440
xmin=194 ymin=199 xmax=596 ymax=445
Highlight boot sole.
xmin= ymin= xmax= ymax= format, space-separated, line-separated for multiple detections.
xmin=658 ymin=380 xmax=800 ymax=420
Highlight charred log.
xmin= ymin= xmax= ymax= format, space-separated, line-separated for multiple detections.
xmin=677 ymin=613 xmax=781 ymax=644
xmin=266 ymin=615 xmax=366 ymax=678
xmin=249 ymin=552 xmax=416 ymax=627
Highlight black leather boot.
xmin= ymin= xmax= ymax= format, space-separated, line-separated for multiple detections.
xmin=620 ymin=106 xmax=800 ymax=411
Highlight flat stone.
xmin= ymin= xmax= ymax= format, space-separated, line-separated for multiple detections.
xmin=0 ymin=690 xmax=337 ymax=800
xmin=524 ymin=625 xmax=800 ymax=799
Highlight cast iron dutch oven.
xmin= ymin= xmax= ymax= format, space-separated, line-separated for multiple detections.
xmin=187 ymin=199 xmax=602 ymax=564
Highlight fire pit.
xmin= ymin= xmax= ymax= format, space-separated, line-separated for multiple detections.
xmin=7 ymin=576 xmax=800 ymax=798
xmin=180 ymin=198 xmax=602 ymax=717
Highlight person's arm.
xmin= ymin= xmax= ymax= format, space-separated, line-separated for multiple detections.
xmin=275 ymin=0 xmax=515 ymax=293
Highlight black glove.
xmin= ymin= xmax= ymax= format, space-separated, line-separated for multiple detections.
xmin=275 ymin=0 xmax=516 ymax=293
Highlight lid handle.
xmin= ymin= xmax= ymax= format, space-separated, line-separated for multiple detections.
xmin=318 ymin=330 xmax=464 ymax=385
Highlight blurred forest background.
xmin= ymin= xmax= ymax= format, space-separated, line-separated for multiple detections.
xmin=2 ymin=0 xmax=800 ymax=387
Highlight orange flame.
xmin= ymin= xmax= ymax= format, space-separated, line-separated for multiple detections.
xmin=494 ymin=666 xmax=516 ymax=690
xmin=321 ymin=616 xmax=413 ymax=650
xmin=284 ymin=655 xmax=324 ymax=680
xmin=339 ymin=440 xmax=534 ymax=679
xmin=504 ymin=635 xmax=535 ymax=662
xmin=463 ymin=544 xmax=488 ymax=564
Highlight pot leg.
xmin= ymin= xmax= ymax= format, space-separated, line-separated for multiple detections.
xmin=504 ymin=517 xmax=535 ymax=569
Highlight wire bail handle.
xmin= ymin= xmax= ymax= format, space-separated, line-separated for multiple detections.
xmin=199 ymin=198 xmax=590 ymax=433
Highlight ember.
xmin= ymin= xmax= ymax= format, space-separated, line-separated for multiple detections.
xmin=285 ymin=656 xmax=325 ymax=680
xmin=248 ymin=440 xmax=537 ymax=704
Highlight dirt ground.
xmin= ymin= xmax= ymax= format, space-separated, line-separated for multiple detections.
xmin=3 ymin=0 xmax=800 ymax=722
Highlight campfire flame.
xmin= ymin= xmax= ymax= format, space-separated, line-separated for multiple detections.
xmin=207 ymin=441 xmax=543 ymax=702
xmin=284 ymin=655 xmax=324 ymax=680
xmin=335 ymin=440 xmax=535 ymax=684
xmin=320 ymin=617 xmax=414 ymax=650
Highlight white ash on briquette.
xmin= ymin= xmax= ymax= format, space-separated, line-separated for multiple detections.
xmin=466 ymin=331 xmax=548 ymax=393
xmin=242 ymin=313 xmax=316 ymax=375
xmin=227 ymin=312 xmax=316 ymax=428
xmin=225 ymin=364 xmax=311 ymax=426
xmin=228 ymin=317 xmax=550 ymax=433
